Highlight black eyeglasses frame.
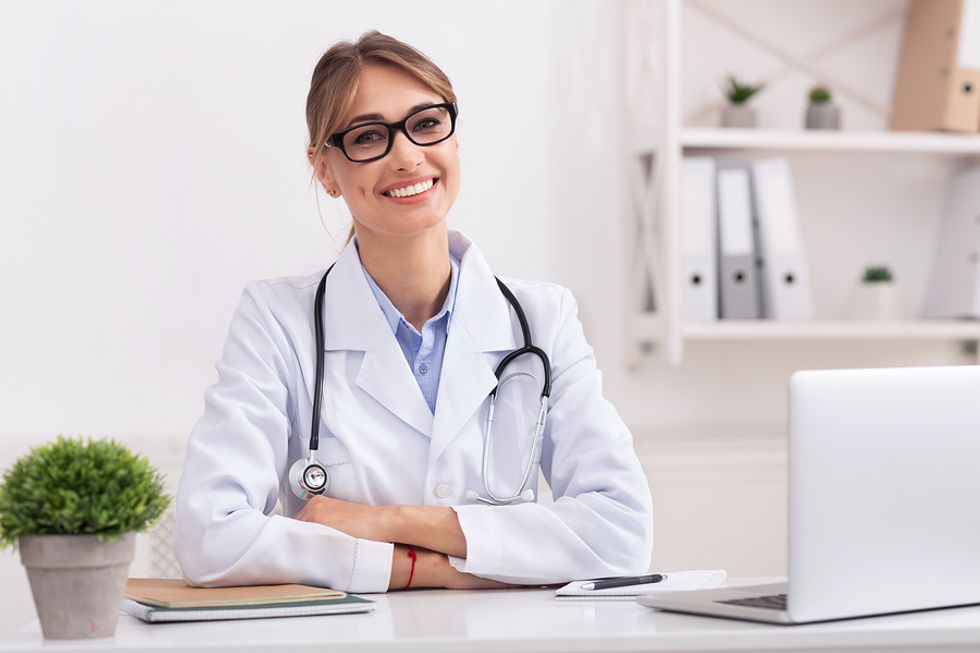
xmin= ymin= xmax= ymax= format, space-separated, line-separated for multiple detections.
xmin=325 ymin=102 xmax=458 ymax=164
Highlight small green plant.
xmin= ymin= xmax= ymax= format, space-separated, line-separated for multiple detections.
xmin=0 ymin=436 xmax=170 ymax=548
xmin=862 ymin=265 xmax=894 ymax=283
xmin=721 ymin=74 xmax=765 ymax=105
xmin=809 ymin=85 xmax=832 ymax=103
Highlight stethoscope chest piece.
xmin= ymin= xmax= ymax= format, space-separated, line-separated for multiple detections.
xmin=289 ymin=455 xmax=328 ymax=500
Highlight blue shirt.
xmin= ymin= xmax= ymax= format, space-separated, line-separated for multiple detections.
xmin=358 ymin=249 xmax=460 ymax=414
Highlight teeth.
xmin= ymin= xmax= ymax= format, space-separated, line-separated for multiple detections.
xmin=385 ymin=179 xmax=434 ymax=198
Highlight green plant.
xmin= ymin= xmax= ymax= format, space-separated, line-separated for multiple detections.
xmin=809 ymin=85 xmax=832 ymax=103
xmin=862 ymin=265 xmax=894 ymax=283
xmin=0 ymin=436 xmax=170 ymax=548
xmin=721 ymin=75 xmax=765 ymax=105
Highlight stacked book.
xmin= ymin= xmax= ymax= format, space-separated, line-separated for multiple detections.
xmin=122 ymin=578 xmax=374 ymax=623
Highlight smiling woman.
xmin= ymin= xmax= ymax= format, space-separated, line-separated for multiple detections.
xmin=173 ymin=30 xmax=653 ymax=595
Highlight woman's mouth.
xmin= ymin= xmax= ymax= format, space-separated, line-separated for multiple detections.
xmin=381 ymin=178 xmax=439 ymax=203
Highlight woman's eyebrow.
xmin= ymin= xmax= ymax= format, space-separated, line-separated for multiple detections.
xmin=345 ymin=102 xmax=437 ymax=128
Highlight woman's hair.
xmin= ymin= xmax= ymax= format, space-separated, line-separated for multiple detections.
xmin=306 ymin=31 xmax=457 ymax=242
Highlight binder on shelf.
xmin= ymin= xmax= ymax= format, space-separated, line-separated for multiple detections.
xmin=750 ymin=158 xmax=815 ymax=320
xmin=679 ymin=157 xmax=718 ymax=322
xmin=923 ymin=165 xmax=980 ymax=318
xmin=715 ymin=160 xmax=762 ymax=320
xmin=890 ymin=0 xmax=980 ymax=133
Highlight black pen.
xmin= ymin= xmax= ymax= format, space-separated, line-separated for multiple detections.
xmin=580 ymin=574 xmax=667 ymax=591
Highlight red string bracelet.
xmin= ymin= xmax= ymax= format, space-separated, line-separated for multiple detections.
xmin=403 ymin=547 xmax=417 ymax=590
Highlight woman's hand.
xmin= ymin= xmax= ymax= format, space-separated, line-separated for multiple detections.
xmin=293 ymin=495 xmax=395 ymax=542
xmin=389 ymin=544 xmax=522 ymax=591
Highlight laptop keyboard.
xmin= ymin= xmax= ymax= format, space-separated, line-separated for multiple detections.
xmin=717 ymin=593 xmax=787 ymax=610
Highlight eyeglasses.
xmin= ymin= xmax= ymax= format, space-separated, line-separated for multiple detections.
xmin=325 ymin=102 xmax=458 ymax=163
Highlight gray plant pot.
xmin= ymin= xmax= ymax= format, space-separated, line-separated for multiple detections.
xmin=721 ymin=105 xmax=756 ymax=128
xmin=805 ymin=102 xmax=841 ymax=129
xmin=19 ymin=533 xmax=135 ymax=639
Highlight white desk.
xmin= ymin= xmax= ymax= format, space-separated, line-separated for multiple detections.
xmin=3 ymin=579 xmax=980 ymax=653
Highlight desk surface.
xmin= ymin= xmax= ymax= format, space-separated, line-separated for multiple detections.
xmin=3 ymin=579 xmax=980 ymax=653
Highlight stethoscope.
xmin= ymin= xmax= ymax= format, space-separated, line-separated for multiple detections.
xmin=288 ymin=263 xmax=552 ymax=505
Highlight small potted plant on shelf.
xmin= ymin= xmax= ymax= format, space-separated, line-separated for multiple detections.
xmin=805 ymin=85 xmax=841 ymax=130
xmin=0 ymin=436 xmax=170 ymax=640
xmin=720 ymin=74 xmax=764 ymax=128
xmin=850 ymin=265 xmax=902 ymax=320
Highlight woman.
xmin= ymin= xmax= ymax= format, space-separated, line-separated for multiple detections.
xmin=174 ymin=31 xmax=652 ymax=593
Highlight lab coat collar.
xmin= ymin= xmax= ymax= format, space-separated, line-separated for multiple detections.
xmin=321 ymin=230 xmax=518 ymax=441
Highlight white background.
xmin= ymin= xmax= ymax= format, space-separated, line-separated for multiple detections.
xmin=0 ymin=0 xmax=971 ymax=637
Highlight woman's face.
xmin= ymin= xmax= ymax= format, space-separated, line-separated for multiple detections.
xmin=311 ymin=63 xmax=461 ymax=240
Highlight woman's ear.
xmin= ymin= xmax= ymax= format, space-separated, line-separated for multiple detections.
xmin=307 ymin=146 xmax=341 ymax=197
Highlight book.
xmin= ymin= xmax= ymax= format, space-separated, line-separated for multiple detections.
xmin=121 ymin=595 xmax=375 ymax=623
xmin=554 ymin=569 xmax=727 ymax=601
xmin=124 ymin=578 xmax=345 ymax=608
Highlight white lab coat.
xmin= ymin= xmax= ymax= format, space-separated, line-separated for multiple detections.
xmin=174 ymin=230 xmax=652 ymax=593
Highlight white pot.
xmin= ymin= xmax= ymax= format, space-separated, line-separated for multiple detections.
xmin=19 ymin=533 xmax=135 ymax=639
xmin=849 ymin=282 xmax=903 ymax=320
xmin=721 ymin=105 xmax=756 ymax=128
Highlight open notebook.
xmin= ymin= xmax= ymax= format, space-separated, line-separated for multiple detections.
xmin=555 ymin=570 xmax=727 ymax=601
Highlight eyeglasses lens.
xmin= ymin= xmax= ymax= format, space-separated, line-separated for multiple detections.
xmin=343 ymin=105 xmax=453 ymax=162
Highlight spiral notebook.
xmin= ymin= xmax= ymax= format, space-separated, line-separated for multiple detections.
xmin=554 ymin=569 xmax=727 ymax=601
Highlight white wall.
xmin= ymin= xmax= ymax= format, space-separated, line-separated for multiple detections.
xmin=0 ymin=0 xmax=968 ymax=637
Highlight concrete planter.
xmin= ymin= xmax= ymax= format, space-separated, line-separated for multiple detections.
xmin=19 ymin=533 xmax=135 ymax=639
xmin=850 ymin=282 xmax=903 ymax=320
xmin=805 ymin=102 xmax=841 ymax=129
xmin=721 ymin=105 xmax=756 ymax=128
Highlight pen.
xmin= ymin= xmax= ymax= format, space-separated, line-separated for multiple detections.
xmin=579 ymin=574 xmax=667 ymax=591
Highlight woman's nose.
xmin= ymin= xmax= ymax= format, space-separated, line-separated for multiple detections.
xmin=387 ymin=131 xmax=424 ymax=171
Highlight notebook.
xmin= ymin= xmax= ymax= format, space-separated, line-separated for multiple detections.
xmin=554 ymin=570 xmax=727 ymax=601
xmin=121 ymin=578 xmax=373 ymax=622
xmin=121 ymin=595 xmax=375 ymax=623
xmin=124 ymin=578 xmax=345 ymax=608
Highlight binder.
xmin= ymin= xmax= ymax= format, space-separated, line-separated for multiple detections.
xmin=923 ymin=165 xmax=980 ymax=318
xmin=890 ymin=0 xmax=980 ymax=133
xmin=715 ymin=160 xmax=762 ymax=319
xmin=750 ymin=158 xmax=815 ymax=320
xmin=679 ymin=157 xmax=718 ymax=322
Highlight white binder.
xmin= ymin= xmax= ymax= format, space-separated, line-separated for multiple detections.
xmin=923 ymin=165 xmax=980 ymax=318
xmin=716 ymin=160 xmax=762 ymax=319
xmin=679 ymin=157 xmax=718 ymax=322
xmin=750 ymin=158 xmax=815 ymax=320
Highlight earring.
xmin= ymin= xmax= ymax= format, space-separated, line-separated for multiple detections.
xmin=328 ymin=189 xmax=339 ymax=198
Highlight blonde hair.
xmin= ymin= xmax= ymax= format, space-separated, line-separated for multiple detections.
xmin=305 ymin=31 xmax=458 ymax=244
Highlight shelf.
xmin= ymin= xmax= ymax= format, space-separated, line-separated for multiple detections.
xmin=633 ymin=315 xmax=980 ymax=342
xmin=680 ymin=128 xmax=980 ymax=156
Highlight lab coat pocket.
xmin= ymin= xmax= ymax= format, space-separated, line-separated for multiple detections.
xmin=487 ymin=369 xmax=541 ymax=497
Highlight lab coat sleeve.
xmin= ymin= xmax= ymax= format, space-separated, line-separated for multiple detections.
xmin=448 ymin=287 xmax=653 ymax=583
xmin=174 ymin=282 xmax=393 ymax=593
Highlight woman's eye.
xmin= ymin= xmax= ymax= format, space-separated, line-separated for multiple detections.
xmin=353 ymin=130 xmax=385 ymax=146
xmin=413 ymin=118 xmax=440 ymax=132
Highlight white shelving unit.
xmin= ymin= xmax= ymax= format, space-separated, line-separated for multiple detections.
xmin=623 ymin=0 xmax=980 ymax=367
xmin=681 ymin=127 xmax=980 ymax=155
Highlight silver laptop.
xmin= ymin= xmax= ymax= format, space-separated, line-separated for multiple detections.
xmin=640 ymin=365 xmax=980 ymax=624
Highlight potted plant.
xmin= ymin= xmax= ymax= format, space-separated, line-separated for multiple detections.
xmin=720 ymin=74 xmax=764 ymax=128
xmin=0 ymin=436 xmax=170 ymax=639
xmin=805 ymin=85 xmax=841 ymax=130
xmin=850 ymin=265 xmax=903 ymax=320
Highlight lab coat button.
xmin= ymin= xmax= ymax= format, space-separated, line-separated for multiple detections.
xmin=433 ymin=483 xmax=451 ymax=499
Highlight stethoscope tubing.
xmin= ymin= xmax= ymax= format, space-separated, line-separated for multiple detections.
xmin=304 ymin=265 xmax=550 ymax=505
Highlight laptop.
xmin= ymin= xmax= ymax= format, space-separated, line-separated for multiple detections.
xmin=639 ymin=365 xmax=980 ymax=624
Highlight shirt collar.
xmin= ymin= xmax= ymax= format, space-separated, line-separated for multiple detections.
xmin=355 ymin=239 xmax=460 ymax=335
